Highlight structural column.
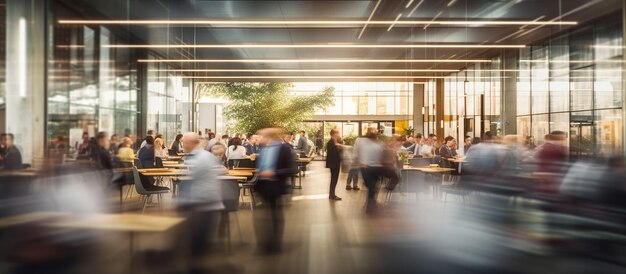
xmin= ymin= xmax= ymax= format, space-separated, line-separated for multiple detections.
xmin=502 ymin=49 xmax=519 ymax=135
xmin=5 ymin=0 xmax=47 ymax=164
xmin=435 ymin=78 xmax=445 ymax=138
xmin=413 ymin=83 xmax=424 ymax=134
xmin=623 ymin=0 xmax=626 ymax=156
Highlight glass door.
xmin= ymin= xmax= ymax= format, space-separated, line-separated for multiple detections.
xmin=569 ymin=122 xmax=594 ymax=160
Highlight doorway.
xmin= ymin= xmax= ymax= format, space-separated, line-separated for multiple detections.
xmin=569 ymin=122 xmax=594 ymax=159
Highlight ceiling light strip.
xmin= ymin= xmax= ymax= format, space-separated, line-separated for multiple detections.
xmin=387 ymin=14 xmax=403 ymax=31
xmin=137 ymin=59 xmax=493 ymax=63
xmin=358 ymin=0 xmax=382 ymax=40
xmin=107 ymin=44 xmax=525 ymax=49
xmin=57 ymin=19 xmax=577 ymax=26
xmin=166 ymin=76 xmax=445 ymax=79
xmin=151 ymin=68 xmax=459 ymax=72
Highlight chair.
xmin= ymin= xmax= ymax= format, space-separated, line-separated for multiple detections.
xmin=409 ymin=157 xmax=432 ymax=167
xmin=168 ymin=149 xmax=178 ymax=156
xmin=132 ymin=167 xmax=169 ymax=213
xmin=239 ymin=173 xmax=259 ymax=210
xmin=221 ymin=178 xmax=244 ymax=253
xmin=134 ymin=159 xmax=143 ymax=168
xmin=155 ymin=157 xmax=164 ymax=168
xmin=228 ymin=159 xmax=254 ymax=169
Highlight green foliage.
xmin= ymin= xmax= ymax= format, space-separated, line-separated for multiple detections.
xmin=198 ymin=83 xmax=334 ymax=134
xmin=342 ymin=134 xmax=358 ymax=146
xmin=402 ymin=126 xmax=415 ymax=136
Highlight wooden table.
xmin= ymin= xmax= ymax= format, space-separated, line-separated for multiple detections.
xmin=402 ymin=166 xmax=456 ymax=200
xmin=164 ymin=156 xmax=183 ymax=161
xmin=46 ymin=213 xmax=184 ymax=274
xmin=162 ymin=163 xmax=188 ymax=169
xmin=233 ymin=167 xmax=256 ymax=172
xmin=447 ymin=158 xmax=466 ymax=163
xmin=0 ymin=211 xmax=69 ymax=228
xmin=227 ymin=170 xmax=253 ymax=177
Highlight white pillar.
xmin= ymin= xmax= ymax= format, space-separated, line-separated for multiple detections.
xmin=5 ymin=0 xmax=46 ymax=164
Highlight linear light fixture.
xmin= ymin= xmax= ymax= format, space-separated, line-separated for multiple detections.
xmin=58 ymin=19 xmax=577 ymax=26
xmin=387 ymin=14 xmax=403 ymax=31
xmin=406 ymin=0 xmax=415 ymax=8
xmin=106 ymin=44 xmax=525 ymax=49
xmin=358 ymin=0 xmax=382 ymax=40
xmin=18 ymin=18 xmax=27 ymax=98
xmin=137 ymin=59 xmax=493 ymax=63
xmin=152 ymin=68 xmax=459 ymax=72
xmin=165 ymin=76 xmax=446 ymax=79
xmin=447 ymin=0 xmax=458 ymax=7
xmin=407 ymin=0 xmax=425 ymax=17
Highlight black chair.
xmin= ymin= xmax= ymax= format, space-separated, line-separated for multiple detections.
xmin=155 ymin=157 xmax=164 ymax=168
xmin=228 ymin=159 xmax=254 ymax=169
xmin=134 ymin=159 xmax=143 ymax=168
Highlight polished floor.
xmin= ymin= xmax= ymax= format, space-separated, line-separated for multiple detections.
xmin=12 ymin=161 xmax=624 ymax=274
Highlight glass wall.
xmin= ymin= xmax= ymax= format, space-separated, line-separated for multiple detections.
xmin=439 ymin=57 xmax=503 ymax=149
xmin=145 ymin=55 xmax=192 ymax=143
xmin=289 ymin=82 xmax=413 ymax=116
xmin=47 ymin=3 xmax=140 ymax=152
xmin=516 ymin=18 xmax=623 ymax=157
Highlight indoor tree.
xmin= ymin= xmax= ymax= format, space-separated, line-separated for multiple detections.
xmin=198 ymin=82 xmax=334 ymax=134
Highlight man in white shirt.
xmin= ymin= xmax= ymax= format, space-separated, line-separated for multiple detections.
xmin=178 ymin=132 xmax=225 ymax=265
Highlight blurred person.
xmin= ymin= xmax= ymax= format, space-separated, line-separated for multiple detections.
xmin=472 ymin=137 xmax=482 ymax=145
xmin=345 ymin=145 xmax=361 ymax=191
xmin=0 ymin=133 xmax=6 ymax=157
xmin=91 ymin=132 xmax=112 ymax=170
xmin=439 ymin=136 xmax=458 ymax=159
xmin=227 ymin=133 xmax=240 ymax=147
xmin=140 ymin=129 xmax=156 ymax=148
xmin=170 ymin=133 xmax=184 ymax=153
xmin=221 ymin=134 xmax=230 ymax=147
xmin=403 ymin=135 xmax=415 ymax=148
xmin=326 ymin=129 xmax=344 ymax=200
xmin=315 ymin=129 xmax=324 ymax=156
xmin=116 ymin=137 xmax=135 ymax=164
xmin=533 ymin=131 xmax=568 ymax=193
xmin=0 ymin=133 xmax=23 ymax=170
xmin=463 ymin=133 xmax=508 ymax=178
xmin=207 ymin=134 xmax=222 ymax=152
xmin=381 ymin=134 xmax=403 ymax=191
xmin=418 ymin=134 xmax=436 ymax=157
xmin=137 ymin=136 xmax=155 ymax=167
xmin=463 ymin=136 xmax=473 ymax=155
xmin=524 ymin=135 xmax=536 ymax=150
xmin=296 ymin=130 xmax=309 ymax=157
xmin=178 ymin=132 xmax=225 ymax=270
xmin=244 ymin=134 xmax=260 ymax=155
xmin=155 ymin=134 xmax=166 ymax=149
xmin=49 ymin=134 xmax=68 ymax=161
xmin=358 ymin=128 xmax=385 ymax=214
xmin=254 ymin=128 xmax=296 ymax=253
xmin=154 ymin=137 xmax=167 ymax=158
xmin=76 ymin=131 xmax=90 ymax=156
xmin=226 ymin=137 xmax=246 ymax=161
xmin=210 ymin=143 xmax=228 ymax=167
xmin=108 ymin=134 xmax=119 ymax=155
xmin=282 ymin=133 xmax=294 ymax=146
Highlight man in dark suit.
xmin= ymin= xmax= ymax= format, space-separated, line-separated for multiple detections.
xmin=254 ymin=128 xmax=296 ymax=254
xmin=0 ymin=133 xmax=22 ymax=170
xmin=91 ymin=132 xmax=113 ymax=170
xmin=326 ymin=129 xmax=343 ymax=200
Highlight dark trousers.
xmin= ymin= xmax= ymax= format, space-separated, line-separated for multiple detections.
xmin=361 ymin=167 xmax=384 ymax=213
xmin=329 ymin=167 xmax=340 ymax=197
xmin=382 ymin=167 xmax=400 ymax=190
xmin=346 ymin=168 xmax=359 ymax=187
xmin=182 ymin=209 xmax=220 ymax=257
xmin=254 ymin=192 xmax=284 ymax=253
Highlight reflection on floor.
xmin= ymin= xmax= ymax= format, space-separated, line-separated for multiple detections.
xmin=16 ymin=161 xmax=625 ymax=274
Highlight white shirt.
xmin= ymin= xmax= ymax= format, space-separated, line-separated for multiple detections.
xmin=179 ymin=147 xmax=225 ymax=211
xmin=226 ymin=145 xmax=247 ymax=160
xmin=356 ymin=138 xmax=384 ymax=167
xmin=418 ymin=144 xmax=434 ymax=157
xmin=155 ymin=148 xmax=167 ymax=158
